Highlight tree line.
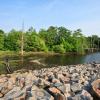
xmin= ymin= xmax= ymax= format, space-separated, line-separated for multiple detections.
xmin=0 ymin=26 xmax=100 ymax=54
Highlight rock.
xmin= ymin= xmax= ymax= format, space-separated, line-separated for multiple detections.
xmin=52 ymin=79 xmax=61 ymax=84
xmin=64 ymin=92 xmax=71 ymax=99
xmin=25 ymin=71 xmax=35 ymax=85
xmin=53 ymin=82 xmax=66 ymax=93
xmin=71 ymin=77 xmax=79 ymax=83
xmin=4 ymin=86 xmax=26 ymax=100
xmin=79 ymin=75 xmax=86 ymax=84
xmin=37 ymin=78 xmax=44 ymax=87
xmin=65 ymin=84 xmax=71 ymax=92
xmin=0 ymin=82 xmax=13 ymax=96
xmin=29 ymin=59 xmax=46 ymax=66
xmin=69 ymin=67 xmax=76 ymax=73
xmin=68 ymin=94 xmax=82 ymax=100
xmin=31 ymin=85 xmax=54 ymax=100
xmin=17 ymin=77 xmax=25 ymax=88
xmin=0 ymin=77 xmax=7 ymax=83
xmin=60 ymin=76 xmax=70 ymax=83
xmin=0 ymin=64 xmax=98 ymax=100
xmin=71 ymin=83 xmax=82 ymax=93
xmin=49 ymin=87 xmax=61 ymax=94
xmin=81 ymin=90 xmax=93 ymax=100
xmin=0 ymin=93 xmax=3 ymax=98
xmin=28 ymin=97 xmax=35 ymax=100
xmin=48 ymin=75 xmax=54 ymax=83
xmin=43 ymin=80 xmax=50 ymax=87
xmin=48 ymin=87 xmax=66 ymax=100
xmin=8 ymin=77 xmax=16 ymax=85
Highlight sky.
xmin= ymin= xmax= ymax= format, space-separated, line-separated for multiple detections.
xmin=0 ymin=0 xmax=100 ymax=36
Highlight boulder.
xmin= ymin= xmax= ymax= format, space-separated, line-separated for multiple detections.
xmin=71 ymin=83 xmax=82 ymax=93
xmin=65 ymin=84 xmax=71 ymax=92
xmin=31 ymin=85 xmax=54 ymax=100
xmin=49 ymin=87 xmax=61 ymax=94
xmin=4 ymin=86 xmax=26 ymax=100
xmin=0 ymin=82 xmax=13 ymax=96
xmin=0 ymin=93 xmax=3 ymax=98
xmin=81 ymin=90 xmax=93 ymax=100
xmin=0 ymin=77 xmax=7 ymax=83
xmin=53 ymin=83 xmax=66 ymax=93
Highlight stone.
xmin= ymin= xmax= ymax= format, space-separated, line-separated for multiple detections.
xmin=0 ymin=77 xmax=7 ymax=83
xmin=31 ymin=86 xmax=54 ymax=100
xmin=52 ymin=79 xmax=60 ymax=84
xmin=43 ymin=80 xmax=50 ymax=87
xmin=28 ymin=97 xmax=35 ymax=100
xmin=60 ymin=76 xmax=70 ymax=83
xmin=65 ymin=84 xmax=71 ymax=92
xmin=17 ymin=77 xmax=25 ymax=88
xmin=49 ymin=87 xmax=61 ymax=94
xmin=81 ymin=90 xmax=93 ymax=100
xmin=0 ymin=82 xmax=13 ymax=96
xmin=71 ymin=83 xmax=82 ymax=93
xmin=0 ymin=93 xmax=3 ymax=98
xmin=4 ymin=86 xmax=26 ymax=100
xmin=64 ymin=92 xmax=71 ymax=99
xmin=68 ymin=94 xmax=82 ymax=100
xmin=53 ymin=82 xmax=66 ymax=93
xmin=8 ymin=77 xmax=16 ymax=85
xmin=0 ymin=64 xmax=98 ymax=100
xmin=25 ymin=72 xmax=36 ymax=86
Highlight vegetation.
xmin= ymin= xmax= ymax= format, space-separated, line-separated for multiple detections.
xmin=0 ymin=26 xmax=100 ymax=54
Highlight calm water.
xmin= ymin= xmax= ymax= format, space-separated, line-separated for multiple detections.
xmin=0 ymin=52 xmax=100 ymax=74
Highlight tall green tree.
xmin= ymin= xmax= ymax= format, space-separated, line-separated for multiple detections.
xmin=46 ymin=26 xmax=58 ymax=50
xmin=0 ymin=29 xmax=5 ymax=50
xmin=25 ymin=27 xmax=47 ymax=52
xmin=73 ymin=29 xmax=88 ymax=54
xmin=4 ymin=29 xmax=21 ymax=51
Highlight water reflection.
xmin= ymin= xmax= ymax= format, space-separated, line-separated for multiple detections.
xmin=0 ymin=52 xmax=100 ymax=74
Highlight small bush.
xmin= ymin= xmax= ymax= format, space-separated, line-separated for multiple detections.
xmin=53 ymin=44 xmax=65 ymax=53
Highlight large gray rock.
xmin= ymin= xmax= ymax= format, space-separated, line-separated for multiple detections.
xmin=4 ymin=86 xmax=26 ymax=100
xmin=65 ymin=84 xmax=71 ymax=92
xmin=31 ymin=85 xmax=54 ymax=100
xmin=81 ymin=90 xmax=93 ymax=100
xmin=71 ymin=83 xmax=82 ymax=93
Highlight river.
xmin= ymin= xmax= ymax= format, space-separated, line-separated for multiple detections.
xmin=0 ymin=52 xmax=100 ymax=74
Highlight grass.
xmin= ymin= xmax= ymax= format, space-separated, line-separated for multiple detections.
xmin=0 ymin=51 xmax=19 ymax=58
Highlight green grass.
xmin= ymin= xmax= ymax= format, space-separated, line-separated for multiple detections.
xmin=0 ymin=51 xmax=19 ymax=58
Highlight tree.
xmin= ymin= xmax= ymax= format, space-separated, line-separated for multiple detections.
xmin=57 ymin=27 xmax=71 ymax=43
xmin=72 ymin=29 xmax=88 ymax=54
xmin=4 ymin=29 xmax=21 ymax=51
xmin=0 ymin=29 xmax=5 ymax=50
xmin=25 ymin=28 xmax=48 ymax=52
xmin=46 ymin=26 xmax=58 ymax=50
xmin=39 ymin=29 xmax=47 ymax=40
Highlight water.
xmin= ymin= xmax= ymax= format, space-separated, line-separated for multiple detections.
xmin=0 ymin=52 xmax=100 ymax=74
xmin=45 ymin=52 xmax=100 ymax=65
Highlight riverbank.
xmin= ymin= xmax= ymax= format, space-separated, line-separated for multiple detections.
xmin=0 ymin=51 xmax=85 ymax=58
xmin=0 ymin=63 xmax=100 ymax=100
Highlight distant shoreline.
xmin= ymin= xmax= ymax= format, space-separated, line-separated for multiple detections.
xmin=0 ymin=50 xmax=96 ymax=57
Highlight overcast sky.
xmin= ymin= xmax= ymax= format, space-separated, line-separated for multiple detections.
xmin=0 ymin=0 xmax=100 ymax=36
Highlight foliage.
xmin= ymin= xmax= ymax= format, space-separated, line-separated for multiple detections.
xmin=53 ymin=44 xmax=65 ymax=53
xmin=0 ymin=29 xmax=5 ymax=50
xmin=25 ymin=28 xmax=48 ymax=52
xmin=0 ymin=26 xmax=99 ymax=54
xmin=4 ymin=29 xmax=21 ymax=51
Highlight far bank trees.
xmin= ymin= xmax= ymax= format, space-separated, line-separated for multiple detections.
xmin=0 ymin=26 xmax=99 ymax=54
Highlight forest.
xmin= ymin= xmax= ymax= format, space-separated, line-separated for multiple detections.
xmin=0 ymin=26 xmax=100 ymax=54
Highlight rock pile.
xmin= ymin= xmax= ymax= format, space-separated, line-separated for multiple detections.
xmin=0 ymin=64 xmax=99 ymax=100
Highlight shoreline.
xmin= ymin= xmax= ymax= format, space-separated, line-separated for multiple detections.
xmin=0 ymin=50 xmax=97 ymax=57
xmin=0 ymin=63 xmax=100 ymax=99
